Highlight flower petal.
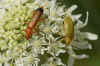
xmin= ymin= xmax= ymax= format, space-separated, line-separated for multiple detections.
xmin=84 ymin=32 xmax=98 ymax=40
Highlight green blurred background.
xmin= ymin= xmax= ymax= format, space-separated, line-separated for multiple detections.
xmin=63 ymin=0 xmax=100 ymax=66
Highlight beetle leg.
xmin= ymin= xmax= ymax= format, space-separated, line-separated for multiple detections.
xmin=57 ymin=36 xmax=65 ymax=42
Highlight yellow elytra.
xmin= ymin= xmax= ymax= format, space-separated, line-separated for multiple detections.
xmin=63 ymin=16 xmax=74 ymax=45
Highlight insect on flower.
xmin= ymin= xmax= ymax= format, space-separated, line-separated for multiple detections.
xmin=63 ymin=16 xmax=74 ymax=45
xmin=25 ymin=7 xmax=44 ymax=40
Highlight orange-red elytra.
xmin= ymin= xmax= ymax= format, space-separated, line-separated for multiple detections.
xmin=25 ymin=7 xmax=44 ymax=40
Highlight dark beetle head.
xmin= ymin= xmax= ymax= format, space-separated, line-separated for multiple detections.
xmin=36 ymin=6 xmax=43 ymax=14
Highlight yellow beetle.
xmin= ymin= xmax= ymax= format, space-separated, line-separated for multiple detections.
xmin=63 ymin=16 xmax=74 ymax=45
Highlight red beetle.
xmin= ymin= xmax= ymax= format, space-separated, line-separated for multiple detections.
xmin=25 ymin=7 xmax=43 ymax=40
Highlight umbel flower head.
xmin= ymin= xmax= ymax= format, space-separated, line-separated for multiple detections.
xmin=0 ymin=0 xmax=98 ymax=66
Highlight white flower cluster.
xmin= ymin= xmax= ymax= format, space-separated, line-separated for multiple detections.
xmin=0 ymin=0 xmax=98 ymax=66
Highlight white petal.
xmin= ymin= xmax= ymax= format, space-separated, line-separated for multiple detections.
xmin=56 ymin=49 xmax=66 ymax=56
xmin=68 ymin=56 xmax=75 ymax=66
xmin=71 ymin=41 xmax=92 ymax=49
xmin=56 ymin=58 xmax=64 ymax=65
xmin=85 ymin=32 xmax=98 ymax=40
xmin=67 ymin=5 xmax=78 ymax=13
xmin=67 ymin=45 xmax=88 ymax=59
xmin=76 ymin=12 xmax=89 ymax=29
xmin=72 ymin=14 xmax=82 ymax=22
xmin=74 ymin=54 xmax=89 ymax=59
